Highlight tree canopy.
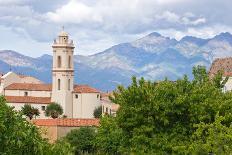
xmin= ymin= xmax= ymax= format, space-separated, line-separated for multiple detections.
xmin=96 ymin=66 xmax=232 ymax=154
xmin=21 ymin=104 xmax=40 ymax=120
xmin=65 ymin=127 xmax=96 ymax=154
xmin=93 ymin=106 xmax=102 ymax=118
xmin=0 ymin=96 xmax=73 ymax=154
xmin=45 ymin=102 xmax=63 ymax=119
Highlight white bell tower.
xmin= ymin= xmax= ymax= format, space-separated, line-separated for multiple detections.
xmin=51 ymin=28 xmax=75 ymax=118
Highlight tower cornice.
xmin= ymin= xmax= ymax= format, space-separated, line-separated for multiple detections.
xmin=52 ymin=45 xmax=75 ymax=49
xmin=52 ymin=70 xmax=74 ymax=72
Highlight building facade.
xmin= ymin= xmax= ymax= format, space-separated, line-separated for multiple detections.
xmin=0 ymin=30 xmax=101 ymax=119
xmin=209 ymin=57 xmax=232 ymax=92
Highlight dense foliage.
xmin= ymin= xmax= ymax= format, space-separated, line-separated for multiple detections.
xmin=21 ymin=104 xmax=40 ymax=120
xmin=93 ymin=106 xmax=102 ymax=118
xmin=95 ymin=66 xmax=232 ymax=154
xmin=66 ymin=127 xmax=96 ymax=154
xmin=1 ymin=66 xmax=232 ymax=155
xmin=45 ymin=102 xmax=63 ymax=119
xmin=0 ymin=96 xmax=73 ymax=154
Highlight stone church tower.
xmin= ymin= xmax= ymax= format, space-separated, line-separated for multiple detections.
xmin=51 ymin=29 xmax=75 ymax=118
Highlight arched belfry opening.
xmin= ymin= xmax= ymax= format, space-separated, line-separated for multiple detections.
xmin=58 ymin=79 xmax=61 ymax=90
xmin=68 ymin=56 xmax=71 ymax=68
xmin=57 ymin=56 xmax=61 ymax=68
xmin=68 ymin=79 xmax=71 ymax=90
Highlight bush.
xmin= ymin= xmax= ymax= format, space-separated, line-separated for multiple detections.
xmin=93 ymin=106 xmax=102 ymax=118
xmin=65 ymin=127 xmax=96 ymax=154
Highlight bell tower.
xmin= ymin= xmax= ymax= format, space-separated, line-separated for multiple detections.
xmin=51 ymin=28 xmax=75 ymax=118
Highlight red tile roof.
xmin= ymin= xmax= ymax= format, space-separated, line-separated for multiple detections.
xmin=5 ymin=83 xmax=52 ymax=91
xmin=32 ymin=118 xmax=99 ymax=127
xmin=4 ymin=83 xmax=100 ymax=93
xmin=5 ymin=96 xmax=51 ymax=104
xmin=224 ymin=72 xmax=232 ymax=76
xmin=209 ymin=57 xmax=232 ymax=78
xmin=73 ymin=85 xmax=100 ymax=93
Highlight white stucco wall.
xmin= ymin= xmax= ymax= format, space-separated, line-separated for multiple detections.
xmin=223 ymin=77 xmax=232 ymax=92
xmin=73 ymin=93 xmax=101 ymax=118
xmin=101 ymin=99 xmax=118 ymax=116
xmin=8 ymin=103 xmax=48 ymax=118
xmin=20 ymin=76 xmax=43 ymax=84
xmin=4 ymin=90 xmax=52 ymax=97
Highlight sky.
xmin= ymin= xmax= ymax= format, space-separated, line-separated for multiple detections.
xmin=0 ymin=0 xmax=231 ymax=57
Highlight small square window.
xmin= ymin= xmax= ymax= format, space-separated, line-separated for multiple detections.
xmin=42 ymin=106 xmax=46 ymax=111
xmin=75 ymin=94 xmax=78 ymax=99
xmin=24 ymin=92 xmax=28 ymax=96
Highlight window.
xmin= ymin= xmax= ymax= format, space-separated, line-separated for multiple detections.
xmin=57 ymin=56 xmax=61 ymax=68
xmin=58 ymin=79 xmax=61 ymax=90
xmin=41 ymin=106 xmax=46 ymax=111
xmin=68 ymin=79 xmax=71 ymax=90
xmin=97 ymin=94 xmax=100 ymax=99
xmin=24 ymin=92 xmax=28 ymax=96
xmin=110 ymin=109 xmax=112 ymax=115
xmin=106 ymin=107 xmax=108 ymax=113
xmin=75 ymin=94 xmax=78 ymax=98
xmin=68 ymin=56 xmax=71 ymax=68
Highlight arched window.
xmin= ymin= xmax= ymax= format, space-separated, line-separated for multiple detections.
xmin=68 ymin=79 xmax=71 ymax=90
xmin=57 ymin=56 xmax=61 ymax=68
xmin=58 ymin=79 xmax=61 ymax=90
xmin=68 ymin=56 xmax=71 ymax=68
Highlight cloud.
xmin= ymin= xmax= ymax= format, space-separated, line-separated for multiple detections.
xmin=0 ymin=0 xmax=231 ymax=56
xmin=0 ymin=0 xmax=29 ymax=6
xmin=47 ymin=0 xmax=102 ymax=24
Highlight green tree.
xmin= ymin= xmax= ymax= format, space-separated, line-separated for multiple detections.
xmin=104 ymin=66 xmax=232 ymax=154
xmin=188 ymin=114 xmax=232 ymax=154
xmin=21 ymin=104 xmax=40 ymax=120
xmin=0 ymin=96 xmax=74 ymax=154
xmin=49 ymin=138 xmax=74 ymax=155
xmin=95 ymin=116 xmax=123 ymax=154
xmin=45 ymin=102 xmax=63 ymax=119
xmin=93 ymin=106 xmax=102 ymax=118
xmin=65 ymin=127 xmax=96 ymax=154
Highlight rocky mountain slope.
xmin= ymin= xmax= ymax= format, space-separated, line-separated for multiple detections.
xmin=1 ymin=32 xmax=232 ymax=91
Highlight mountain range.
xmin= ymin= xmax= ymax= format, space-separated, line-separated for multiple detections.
xmin=1 ymin=32 xmax=232 ymax=91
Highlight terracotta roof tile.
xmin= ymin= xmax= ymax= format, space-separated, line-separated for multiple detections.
xmin=209 ymin=57 xmax=232 ymax=78
xmin=5 ymin=83 xmax=52 ymax=91
xmin=73 ymin=85 xmax=100 ymax=93
xmin=5 ymin=96 xmax=51 ymax=104
xmin=32 ymin=118 xmax=99 ymax=127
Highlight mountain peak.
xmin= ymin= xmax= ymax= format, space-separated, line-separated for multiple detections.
xmin=211 ymin=32 xmax=232 ymax=45
xmin=180 ymin=36 xmax=208 ymax=46
xmin=147 ymin=32 xmax=162 ymax=37
xmin=214 ymin=32 xmax=232 ymax=40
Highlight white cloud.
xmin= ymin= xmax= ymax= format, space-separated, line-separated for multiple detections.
xmin=156 ymin=0 xmax=188 ymax=5
xmin=0 ymin=0 xmax=30 ymax=6
xmin=47 ymin=0 xmax=102 ymax=24
xmin=0 ymin=0 xmax=231 ymax=56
